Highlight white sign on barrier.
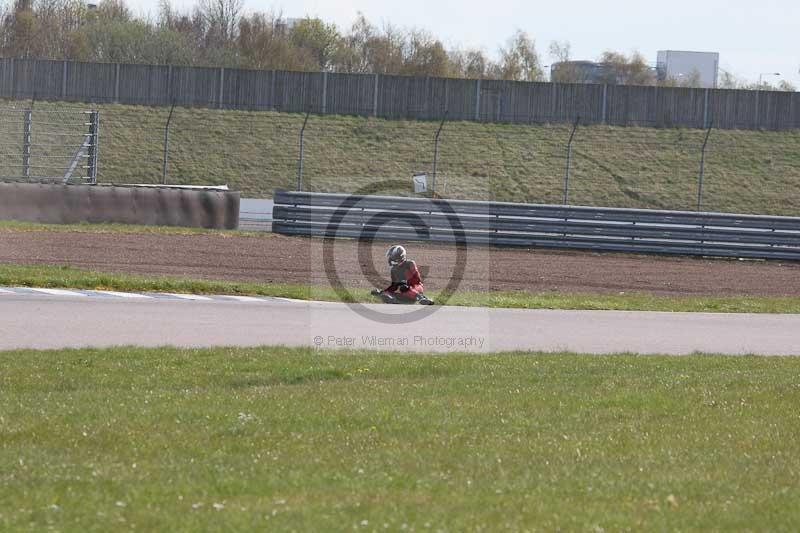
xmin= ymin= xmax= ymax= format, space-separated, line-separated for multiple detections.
xmin=412 ymin=173 xmax=428 ymax=194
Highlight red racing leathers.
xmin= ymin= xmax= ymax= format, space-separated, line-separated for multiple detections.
xmin=382 ymin=260 xmax=424 ymax=301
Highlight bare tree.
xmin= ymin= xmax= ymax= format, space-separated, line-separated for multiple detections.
xmin=548 ymin=40 xmax=570 ymax=63
xmin=448 ymin=48 xmax=491 ymax=79
xmin=237 ymin=11 xmax=315 ymax=71
xmin=3 ymin=0 xmax=38 ymax=57
xmin=289 ymin=17 xmax=340 ymax=71
xmin=197 ymin=0 xmax=242 ymax=45
xmin=402 ymin=28 xmax=449 ymax=77
xmin=717 ymin=69 xmax=742 ymax=89
xmin=548 ymin=40 xmax=589 ymax=83
xmin=598 ymin=50 xmax=655 ymax=85
xmin=493 ymin=30 xmax=543 ymax=82
xmin=335 ymin=12 xmax=373 ymax=73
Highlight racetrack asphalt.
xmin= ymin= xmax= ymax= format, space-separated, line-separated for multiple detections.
xmin=1 ymin=290 xmax=798 ymax=355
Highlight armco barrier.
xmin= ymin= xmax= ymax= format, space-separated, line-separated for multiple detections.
xmin=0 ymin=183 xmax=240 ymax=229
xmin=272 ymin=190 xmax=800 ymax=261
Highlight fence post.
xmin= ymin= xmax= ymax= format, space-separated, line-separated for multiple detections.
xmin=373 ymin=74 xmax=379 ymax=116
xmin=267 ymin=70 xmax=274 ymax=110
xmin=61 ymin=61 xmax=68 ymax=99
xmin=474 ymin=79 xmax=481 ymax=121
xmin=697 ymin=121 xmax=713 ymax=211
xmin=218 ymin=67 xmax=225 ymax=109
xmin=22 ymin=109 xmax=32 ymax=179
xmin=754 ymin=90 xmax=759 ymax=130
xmin=563 ymin=116 xmax=580 ymax=205
xmin=527 ymin=83 xmax=534 ymax=124
xmin=9 ymin=58 xmax=15 ymax=99
xmin=443 ymin=78 xmax=449 ymax=120
xmin=88 ymin=110 xmax=99 ymax=184
xmin=167 ymin=65 xmax=173 ymax=105
xmin=431 ymin=111 xmax=448 ymax=196
xmin=602 ymin=84 xmax=608 ymax=124
xmin=296 ymin=110 xmax=311 ymax=191
xmin=114 ymin=64 xmax=120 ymax=103
xmin=703 ymin=88 xmax=710 ymax=129
xmin=321 ymin=71 xmax=328 ymax=114
xmin=161 ymin=101 xmax=176 ymax=184
xmin=424 ymin=76 xmax=430 ymax=120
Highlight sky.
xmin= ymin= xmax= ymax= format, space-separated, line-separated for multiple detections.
xmin=129 ymin=0 xmax=799 ymax=87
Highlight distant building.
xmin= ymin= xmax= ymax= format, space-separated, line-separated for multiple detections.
xmin=656 ymin=51 xmax=719 ymax=88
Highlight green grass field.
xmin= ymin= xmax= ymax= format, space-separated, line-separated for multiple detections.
xmin=1 ymin=347 xmax=799 ymax=530
xmin=5 ymin=100 xmax=800 ymax=215
xmin=3 ymin=262 xmax=800 ymax=314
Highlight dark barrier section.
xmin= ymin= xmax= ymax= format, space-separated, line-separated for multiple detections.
xmin=0 ymin=183 xmax=240 ymax=229
xmin=272 ymin=190 xmax=800 ymax=261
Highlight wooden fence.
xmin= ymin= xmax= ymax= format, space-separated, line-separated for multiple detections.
xmin=0 ymin=57 xmax=798 ymax=130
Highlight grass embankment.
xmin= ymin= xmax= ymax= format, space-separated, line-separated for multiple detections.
xmin=1 ymin=347 xmax=799 ymax=530
xmin=5 ymin=100 xmax=800 ymax=214
xmin=2 ymin=262 xmax=799 ymax=314
xmin=0 ymin=219 xmax=268 ymax=237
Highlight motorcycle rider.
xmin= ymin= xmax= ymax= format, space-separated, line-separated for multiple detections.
xmin=371 ymin=245 xmax=434 ymax=305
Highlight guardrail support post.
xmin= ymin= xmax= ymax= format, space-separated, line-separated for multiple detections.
xmin=697 ymin=121 xmax=713 ymax=211
xmin=162 ymin=102 xmax=175 ymax=185
xmin=88 ymin=110 xmax=99 ymax=184
xmin=22 ymin=109 xmax=32 ymax=179
xmin=432 ymin=111 xmax=448 ymax=196
xmin=296 ymin=110 xmax=311 ymax=191
xmin=563 ymin=116 xmax=580 ymax=205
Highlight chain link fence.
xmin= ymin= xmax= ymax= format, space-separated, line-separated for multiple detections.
xmin=3 ymin=98 xmax=799 ymax=216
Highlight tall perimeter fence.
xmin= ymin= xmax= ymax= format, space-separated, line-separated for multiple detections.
xmin=2 ymin=97 xmax=799 ymax=217
xmin=1 ymin=57 xmax=800 ymax=131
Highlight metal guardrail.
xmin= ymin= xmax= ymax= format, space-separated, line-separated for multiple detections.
xmin=272 ymin=190 xmax=800 ymax=261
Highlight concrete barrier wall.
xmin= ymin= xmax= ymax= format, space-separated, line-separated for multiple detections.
xmin=0 ymin=183 xmax=240 ymax=229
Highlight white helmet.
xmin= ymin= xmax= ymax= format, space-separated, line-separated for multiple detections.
xmin=386 ymin=245 xmax=407 ymax=266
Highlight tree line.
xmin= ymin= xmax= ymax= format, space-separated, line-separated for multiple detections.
xmin=0 ymin=0 xmax=546 ymax=80
xmin=0 ymin=0 xmax=795 ymax=90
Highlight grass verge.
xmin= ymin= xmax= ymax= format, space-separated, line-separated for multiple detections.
xmin=1 ymin=262 xmax=799 ymax=314
xmin=1 ymin=346 xmax=799 ymax=530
